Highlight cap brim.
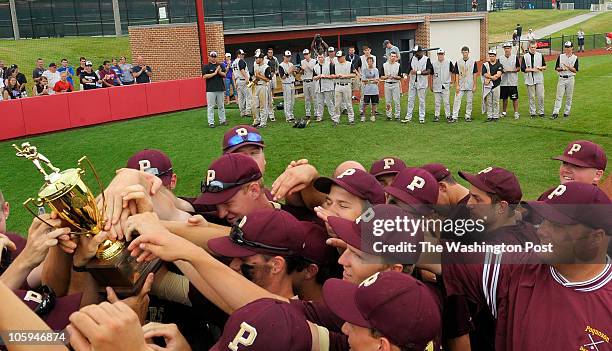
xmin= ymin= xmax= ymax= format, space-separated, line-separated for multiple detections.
xmin=458 ymin=171 xmax=497 ymax=194
xmin=193 ymin=186 xmax=242 ymax=206
xmin=323 ymin=279 xmax=371 ymax=328
xmin=208 ymin=237 xmax=257 ymax=258
xmin=224 ymin=142 xmax=265 ymax=154
xmin=525 ymin=201 xmax=579 ymax=225
xmin=372 ymin=170 xmax=400 ymax=178
xmin=328 ymin=216 xmax=361 ymax=250
xmin=314 ymin=177 xmax=364 ymax=200
xmin=552 ymin=155 xmax=594 ymax=169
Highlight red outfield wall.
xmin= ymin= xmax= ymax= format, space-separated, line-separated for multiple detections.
xmin=0 ymin=78 xmax=206 ymax=141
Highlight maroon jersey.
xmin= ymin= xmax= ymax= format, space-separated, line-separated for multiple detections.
xmin=288 ymin=299 xmax=349 ymax=350
xmin=444 ymin=256 xmax=612 ymax=350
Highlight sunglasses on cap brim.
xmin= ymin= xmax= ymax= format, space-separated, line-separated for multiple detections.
xmin=230 ymin=222 xmax=292 ymax=253
xmin=143 ymin=167 xmax=173 ymax=177
xmin=227 ymin=132 xmax=263 ymax=149
xmin=200 ymin=173 xmax=260 ymax=193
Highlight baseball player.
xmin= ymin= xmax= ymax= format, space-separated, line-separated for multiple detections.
xmin=278 ymin=50 xmax=295 ymax=122
xmin=264 ymin=48 xmax=279 ymax=122
xmin=360 ymin=56 xmax=379 ymax=122
xmin=300 ymin=49 xmax=316 ymax=120
xmin=310 ymin=33 xmax=329 ymax=55
xmin=313 ymin=53 xmax=335 ymax=122
xmin=521 ymin=41 xmax=546 ymax=118
xmin=332 ymin=50 xmax=355 ymax=126
xmin=403 ymin=45 xmax=433 ymax=124
xmin=451 ymin=46 xmax=478 ymax=122
xmin=383 ymin=39 xmax=401 ymax=61
xmin=231 ymin=49 xmax=252 ymax=117
xmin=352 ymin=45 xmax=377 ymax=116
xmin=481 ymin=49 xmax=504 ymax=122
xmin=325 ymin=46 xmax=337 ymax=65
xmin=252 ymin=52 xmax=273 ymax=128
xmin=552 ymin=41 xmax=578 ymax=119
xmin=499 ymin=42 xmax=521 ymax=119
xmin=369 ymin=156 xmax=407 ymax=187
xmin=201 ymin=51 xmax=227 ymax=128
xmin=381 ymin=52 xmax=402 ymax=121
xmin=430 ymin=48 xmax=454 ymax=123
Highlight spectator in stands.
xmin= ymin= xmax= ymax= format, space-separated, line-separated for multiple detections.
xmin=223 ymin=52 xmax=235 ymax=104
xmin=53 ymin=72 xmax=73 ymax=93
xmin=7 ymin=65 xmax=27 ymax=97
xmin=3 ymin=77 xmax=22 ymax=100
xmin=80 ymin=61 xmax=100 ymax=90
xmin=472 ymin=0 xmax=478 ymax=11
xmin=132 ymin=55 xmax=152 ymax=84
xmin=76 ymin=57 xmax=87 ymax=77
xmin=0 ymin=74 xmax=4 ymax=101
xmin=99 ymin=60 xmax=120 ymax=88
xmin=57 ymin=58 xmax=75 ymax=86
xmin=32 ymin=58 xmax=45 ymax=84
xmin=111 ymin=58 xmax=123 ymax=86
xmin=42 ymin=63 xmax=61 ymax=94
xmin=32 ymin=76 xmax=50 ymax=96
xmin=95 ymin=65 xmax=104 ymax=88
xmin=0 ymin=60 xmax=6 ymax=81
xmin=118 ymin=56 xmax=134 ymax=85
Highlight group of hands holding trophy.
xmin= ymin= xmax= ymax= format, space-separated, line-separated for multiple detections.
xmin=11 ymin=143 xmax=204 ymax=351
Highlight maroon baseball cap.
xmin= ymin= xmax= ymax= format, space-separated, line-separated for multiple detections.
xmin=300 ymin=221 xmax=338 ymax=265
xmin=222 ymin=125 xmax=265 ymax=154
xmin=194 ymin=153 xmax=262 ymax=205
xmin=14 ymin=290 xmax=82 ymax=330
xmin=552 ymin=140 xmax=607 ymax=170
xmin=314 ymin=168 xmax=386 ymax=205
xmin=384 ymin=167 xmax=439 ymax=214
xmin=459 ymin=166 xmax=523 ymax=204
xmin=422 ymin=163 xmax=451 ymax=182
xmin=126 ymin=149 xmax=173 ymax=186
xmin=327 ymin=204 xmax=423 ymax=263
xmin=211 ymin=298 xmax=311 ymax=351
xmin=208 ymin=209 xmax=306 ymax=257
xmin=369 ymin=157 xmax=407 ymax=178
xmin=323 ymin=272 xmax=441 ymax=350
xmin=527 ymin=182 xmax=612 ymax=233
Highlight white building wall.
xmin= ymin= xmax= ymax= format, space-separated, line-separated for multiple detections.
xmin=429 ymin=20 xmax=482 ymax=62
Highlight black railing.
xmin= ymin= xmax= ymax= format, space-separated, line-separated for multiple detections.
xmin=488 ymin=33 xmax=607 ymax=56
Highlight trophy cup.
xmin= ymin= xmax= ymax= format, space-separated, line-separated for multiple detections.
xmin=13 ymin=142 xmax=160 ymax=296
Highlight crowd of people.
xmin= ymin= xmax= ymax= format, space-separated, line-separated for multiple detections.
xmin=0 ymin=122 xmax=610 ymax=350
xmin=203 ymin=34 xmax=582 ymax=128
xmin=0 ymin=55 xmax=153 ymax=101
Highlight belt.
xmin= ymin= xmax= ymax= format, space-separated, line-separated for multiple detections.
xmin=303 ymin=79 xmax=313 ymax=83
xmin=559 ymin=75 xmax=573 ymax=78
xmin=336 ymin=82 xmax=350 ymax=86
xmin=256 ymin=82 xmax=268 ymax=86
xmin=282 ymin=82 xmax=295 ymax=85
xmin=385 ymin=81 xmax=398 ymax=84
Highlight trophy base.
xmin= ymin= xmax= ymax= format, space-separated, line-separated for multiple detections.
xmin=85 ymin=248 xmax=162 ymax=297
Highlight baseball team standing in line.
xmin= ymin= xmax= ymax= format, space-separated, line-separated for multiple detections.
xmin=202 ymin=35 xmax=580 ymax=128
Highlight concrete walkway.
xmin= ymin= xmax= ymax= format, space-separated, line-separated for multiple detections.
xmin=533 ymin=11 xmax=602 ymax=38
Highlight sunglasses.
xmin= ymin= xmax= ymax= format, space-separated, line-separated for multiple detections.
xmin=227 ymin=132 xmax=263 ymax=149
xmin=200 ymin=173 xmax=260 ymax=193
xmin=230 ymin=222 xmax=291 ymax=253
xmin=144 ymin=167 xmax=173 ymax=177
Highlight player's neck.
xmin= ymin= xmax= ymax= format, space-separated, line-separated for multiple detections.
xmin=553 ymin=262 xmax=608 ymax=283
xmin=296 ymin=278 xmax=323 ymax=302
xmin=266 ymin=275 xmax=296 ymax=299
xmin=486 ymin=215 xmax=516 ymax=233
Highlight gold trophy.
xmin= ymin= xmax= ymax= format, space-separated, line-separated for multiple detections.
xmin=13 ymin=142 xmax=160 ymax=296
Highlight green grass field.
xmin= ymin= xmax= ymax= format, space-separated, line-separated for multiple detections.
xmin=487 ymin=9 xmax=588 ymax=42
xmin=0 ymin=36 xmax=131 ymax=91
xmin=2 ymin=54 xmax=611 ymax=234
xmin=549 ymin=11 xmax=612 ymax=36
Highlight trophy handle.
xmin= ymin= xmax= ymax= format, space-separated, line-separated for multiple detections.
xmin=77 ymin=156 xmax=107 ymax=222
xmin=23 ymin=198 xmax=55 ymax=228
